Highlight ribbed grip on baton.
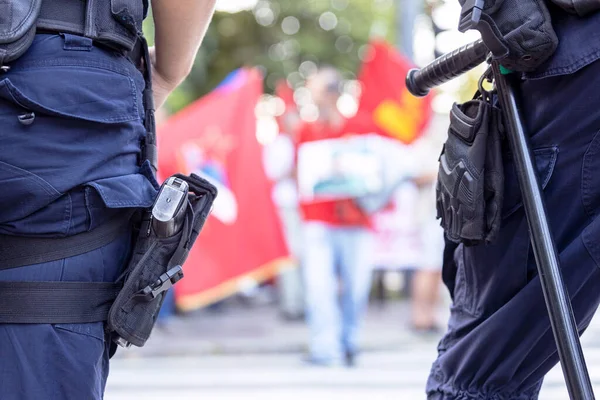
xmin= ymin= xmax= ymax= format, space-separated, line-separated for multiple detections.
xmin=406 ymin=39 xmax=489 ymax=97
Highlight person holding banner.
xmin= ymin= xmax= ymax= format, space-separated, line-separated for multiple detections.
xmin=295 ymin=67 xmax=374 ymax=368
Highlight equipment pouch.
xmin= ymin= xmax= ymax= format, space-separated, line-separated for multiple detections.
xmin=107 ymin=173 xmax=217 ymax=348
xmin=0 ymin=0 xmax=42 ymax=65
xmin=436 ymin=85 xmax=504 ymax=246
xmin=458 ymin=0 xmax=558 ymax=72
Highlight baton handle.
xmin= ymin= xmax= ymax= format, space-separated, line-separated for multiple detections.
xmin=406 ymin=39 xmax=488 ymax=97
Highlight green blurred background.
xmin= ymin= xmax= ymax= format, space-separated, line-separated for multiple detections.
xmin=144 ymin=0 xmax=484 ymax=116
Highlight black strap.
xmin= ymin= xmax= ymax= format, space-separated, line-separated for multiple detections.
xmin=0 ymin=215 xmax=130 ymax=271
xmin=0 ymin=281 xmax=121 ymax=323
xmin=135 ymin=35 xmax=158 ymax=174
xmin=126 ymin=35 xmax=157 ymax=173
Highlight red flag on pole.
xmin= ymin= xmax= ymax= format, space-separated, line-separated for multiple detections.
xmin=158 ymin=67 xmax=290 ymax=311
xmin=347 ymin=39 xmax=433 ymax=144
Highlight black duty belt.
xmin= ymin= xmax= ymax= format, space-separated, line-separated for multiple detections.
xmin=0 ymin=216 xmax=131 ymax=324
xmin=0 ymin=215 xmax=130 ymax=271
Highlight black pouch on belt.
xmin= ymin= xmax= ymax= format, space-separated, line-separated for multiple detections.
xmin=436 ymin=82 xmax=505 ymax=246
xmin=0 ymin=0 xmax=42 ymax=66
xmin=106 ymin=173 xmax=217 ymax=349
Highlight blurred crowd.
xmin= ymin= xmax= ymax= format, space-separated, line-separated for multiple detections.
xmin=155 ymin=57 xmax=450 ymax=368
xmin=267 ymin=65 xmax=447 ymax=366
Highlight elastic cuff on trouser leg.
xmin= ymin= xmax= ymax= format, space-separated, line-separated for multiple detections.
xmin=426 ymin=368 xmax=543 ymax=400
xmin=426 ymin=383 xmax=542 ymax=400
xmin=427 ymin=388 xmax=541 ymax=400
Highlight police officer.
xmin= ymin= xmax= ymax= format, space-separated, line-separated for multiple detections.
xmin=0 ymin=1 xmax=216 ymax=399
xmin=425 ymin=3 xmax=600 ymax=400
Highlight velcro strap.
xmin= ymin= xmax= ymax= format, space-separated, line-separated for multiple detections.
xmin=0 ymin=281 xmax=121 ymax=323
xmin=144 ymin=143 xmax=158 ymax=173
xmin=0 ymin=215 xmax=130 ymax=271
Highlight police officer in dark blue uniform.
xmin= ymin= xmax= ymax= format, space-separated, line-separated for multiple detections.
xmin=425 ymin=3 xmax=600 ymax=400
xmin=0 ymin=1 xmax=216 ymax=399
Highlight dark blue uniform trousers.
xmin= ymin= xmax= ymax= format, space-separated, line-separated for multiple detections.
xmin=0 ymin=34 xmax=157 ymax=399
xmin=426 ymin=58 xmax=600 ymax=398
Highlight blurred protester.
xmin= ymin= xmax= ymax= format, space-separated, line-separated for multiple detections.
xmin=263 ymin=132 xmax=305 ymax=321
xmin=411 ymin=172 xmax=444 ymax=333
xmin=295 ymin=67 xmax=374 ymax=368
xmin=409 ymin=116 xmax=448 ymax=333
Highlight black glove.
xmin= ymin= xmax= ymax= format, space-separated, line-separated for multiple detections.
xmin=458 ymin=0 xmax=557 ymax=72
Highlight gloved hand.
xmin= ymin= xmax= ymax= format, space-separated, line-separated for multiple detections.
xmin=457 ymin=0 xmax=557 ymax=72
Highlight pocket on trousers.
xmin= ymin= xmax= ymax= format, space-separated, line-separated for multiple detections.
xmin=451 ymin=244 xmax=473 ymax=313
xmin=582 ymin=130 xmax=600 ymax=218
xmin=451 ymin=219 xmax=531 ymax=318
xmin=502 ymin=146 xmax=558 ymax=220
xmin=54 ymin=322 xmax=106 ymax=343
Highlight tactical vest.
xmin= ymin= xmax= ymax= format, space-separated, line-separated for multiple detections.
xmin=0 ymin=0 xmax=148 ymax=65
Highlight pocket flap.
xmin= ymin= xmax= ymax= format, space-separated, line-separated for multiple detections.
xmin=0 ymin=68 xmax=137 ymax=124
xmin=502 ymin=146 xmax=558 ymax=219
xmin=86 ymin=174 xmax=157 ymax=210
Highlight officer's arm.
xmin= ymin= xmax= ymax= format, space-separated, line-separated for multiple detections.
xmin=150 ymin=0 xmax=217 ymax=108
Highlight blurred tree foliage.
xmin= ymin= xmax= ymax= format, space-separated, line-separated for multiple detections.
xmin=144 ymin=0 xmax=395 ymax=115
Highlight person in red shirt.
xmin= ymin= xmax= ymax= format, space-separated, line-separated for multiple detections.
xmin=295 ymin=67 xmax=374 ymax=367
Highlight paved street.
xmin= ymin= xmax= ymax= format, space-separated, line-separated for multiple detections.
xmin=105 ymin=350 xmax=436 ymax=400
xmin=105 ymin=348 xmax=600 ymax=399
xmin=104 ymin=300 xmax=600 ymax=399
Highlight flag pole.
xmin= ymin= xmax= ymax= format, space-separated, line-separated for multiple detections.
xmin=395 ymin=0 xmax=420 ymax=60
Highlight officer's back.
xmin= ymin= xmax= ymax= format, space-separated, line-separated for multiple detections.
xmin=0 ymin=1 xmax=217 ymax=398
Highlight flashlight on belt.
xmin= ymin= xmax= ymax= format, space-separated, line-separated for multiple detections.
xmin=151 ymin=176 xmax=189 ymax=238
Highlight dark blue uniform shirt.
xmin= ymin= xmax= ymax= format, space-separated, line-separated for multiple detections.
xmin=526 ymin=5 xmax=600 ymax=79
xmin=0 ymin=33 xmax=157 ymax=400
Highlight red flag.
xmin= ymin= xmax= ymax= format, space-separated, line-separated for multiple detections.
xmin=347 ymin=39 xmax=433 ymax=144
xmin=158 ymin=68 xmax=290 ymax=311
